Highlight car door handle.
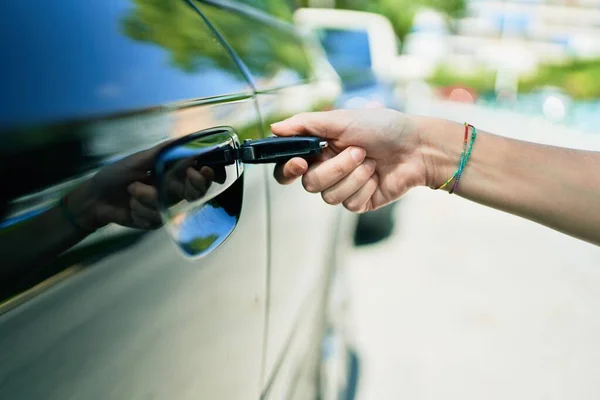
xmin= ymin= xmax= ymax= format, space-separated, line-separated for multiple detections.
xmin=154 ymin=127 xmax=243 ymax=258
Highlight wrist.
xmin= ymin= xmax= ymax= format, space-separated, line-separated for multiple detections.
xmin=63 ymin=182 xmax=103 ymax=232
xmin=415 ymin=116 xmax=466 ymax=190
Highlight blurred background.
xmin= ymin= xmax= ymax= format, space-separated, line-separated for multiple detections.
xmin=290 ymin=0 xmax=600 ymax=127
xmin=292 ymin=0 xmax=600 ymax=399
xmin=3 ymin=1 xmax=600 ymax=399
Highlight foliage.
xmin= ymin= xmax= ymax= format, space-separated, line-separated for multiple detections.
xmin=121 ymin=0 xmax=235 ymax=73
xmin=122 ymin=0 xmax=311 ymax=80
xmin=240 ymin=0 xmax=295 ymax=20
xmin=519 ymin=59 xmax=600 ymax=100
xmin=428 ymin=65 xmax=497 ymax=94
xmin=429 ymin=59 xmax=600 ymax=100
xmin=327 ymin=0 xmax=466 ymax=41
xmin=200 ymin=5 xmax=312 ymax=80
xmin=184 ymin=235 xmax=220 ymax=253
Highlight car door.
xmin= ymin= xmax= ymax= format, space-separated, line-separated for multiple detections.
xmin=0 ymin=1 xmax=267 ymax=399
xmin=195 ymin=2 xmax=343 ymax=398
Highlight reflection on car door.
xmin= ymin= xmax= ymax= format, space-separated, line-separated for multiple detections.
xmin=196 ymin=2 xmax=343 ymax=398
xmin=0 ymin=1 xmax=267 ymax=399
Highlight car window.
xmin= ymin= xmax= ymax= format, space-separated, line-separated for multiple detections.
xmin=315 ymin=28 xmax=376 ymax=88
xmin=317 ymin=28 xmax=372 ymax=69
xmin=197 ymin=2 xmax=313 ymax=90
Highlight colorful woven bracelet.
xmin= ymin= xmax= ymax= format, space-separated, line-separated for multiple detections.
xmin=449 ymin=124 xmax=477 ymax=195
xmin=436 ymin=123 xmax=469 ymax=190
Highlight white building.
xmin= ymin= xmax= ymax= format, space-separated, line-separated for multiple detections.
xmin=401 ymin=0 xmax=600 ymax=86
xmin=457 ymin=0 xmax=600 ymax=61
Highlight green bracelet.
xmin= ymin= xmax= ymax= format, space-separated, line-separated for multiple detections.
xmin=449 ymin=125 xmax=477 ymax=195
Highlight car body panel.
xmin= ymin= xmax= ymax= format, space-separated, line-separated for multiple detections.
xmin=1 ymin=0 xmax=352 ymax=398
xmin=0 ymin=1 xmax=268 ymax=399
xmin=195 ymin=2 xmax=343 ymax=397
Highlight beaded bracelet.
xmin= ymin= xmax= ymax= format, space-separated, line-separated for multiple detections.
xmin=436 ymin=123 xmax=469 ymax=190
xmin=436 ymin=123 xmax=477 ymax=194
xmin=450 ymin=124 xmax=477 ymax=194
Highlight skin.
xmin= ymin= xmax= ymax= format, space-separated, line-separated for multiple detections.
xmin=272 ymin=109 xmax=600 ymax=247
xmin=4 ymin=106 xmax=599 ymax=291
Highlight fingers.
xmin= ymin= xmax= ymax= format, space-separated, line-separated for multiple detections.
xmin=270 ymin=110 xmax=351 ymax=139
xmin=127 ymin=182 xmax=158 ymax=207
xmin=183 ymin=167 xmax=212 ymax=201
xmin=199 ymin=166 xmax=216 ymax=182
xmin=274 ymin=158 xmax=308 ymax=185
xmin=343 ymin=175 xmax=379 ymax=214
xmin=130 ymin=197 xmax=162 ymax=229
xmin=302 ymin=147 xmax=366 ymax=193
xmin=321 ymin=159 xmax=376 ymax=206
xmin=205 ymin=165 xmax=227 ymax=185
xmin=131 ymin=214 xmax=161 ymax=230
xmin=127 ymin=181 xmax=162 ymax=229
xmin=271 ymin=146 xmax=380 ymax=214
xmin=124 ymin=139 xmax=175 ymax=171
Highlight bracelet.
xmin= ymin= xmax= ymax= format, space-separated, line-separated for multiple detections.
xmin=436 ymin=123 xmax=469 ymax=190
xmin=436 ymin=123 xmax=477 ymax=194
xmin=58 ymin=196 xmax=93 ymax=234
xmin=450 ymin=124 xmax=477 ymax=194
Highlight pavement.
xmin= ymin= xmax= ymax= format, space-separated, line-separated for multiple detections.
xmin=347 ymin=101 xmax=600 ymax=400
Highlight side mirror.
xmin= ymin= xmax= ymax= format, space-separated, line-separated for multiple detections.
xmin=154 ymin=127 xmax=243 ymax=258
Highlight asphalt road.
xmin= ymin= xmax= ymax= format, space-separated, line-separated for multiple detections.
xmin=348 ymin=101 xmax=600 ymax=400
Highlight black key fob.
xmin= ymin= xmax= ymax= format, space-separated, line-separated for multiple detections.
xmin=239 ymin=136 xmax=327 ymax=164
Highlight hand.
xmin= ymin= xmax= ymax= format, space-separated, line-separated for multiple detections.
xmin=271 ymin=109 xmax=427 ymax=213
xmin=65 ymin=144 xmax=168 ymax=231
xmin=163 ymin=158 xmax=219 ymax=207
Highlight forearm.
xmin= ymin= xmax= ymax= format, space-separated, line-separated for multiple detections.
xmin=0 ymin=194 xmax=95 ymax=289
xmin=418 ymin=116 xmax=600 ymax=245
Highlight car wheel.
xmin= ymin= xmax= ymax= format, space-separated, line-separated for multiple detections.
xmin=318 ymin=329 xmax=360 ymax=400
xmin=354 ymin=203 xmax=396 ymax=246
xmin=317 ymin=264 xmax=361 ymax=400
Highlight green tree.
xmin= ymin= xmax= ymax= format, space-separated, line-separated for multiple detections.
xmin=121 ymin=0 xmax=236 ymax=73
xmin=122 ymin=0 xmax=310 ymax=79
xmin=519 ymin=59 xmax=600 ymax=100
xmin=239 ymin=0 xmax=295 ymax=20
xmin=300 ymin=0 xmax=466 ymax=42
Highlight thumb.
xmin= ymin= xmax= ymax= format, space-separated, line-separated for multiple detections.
xmin=124 ymin=139 xmax=175 ymax=171
xmin=270 ymin=110 xmax=348 ymax=139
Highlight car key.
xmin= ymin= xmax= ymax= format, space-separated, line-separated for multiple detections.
xmin=239 ymin=136 xmax=327 ymax=164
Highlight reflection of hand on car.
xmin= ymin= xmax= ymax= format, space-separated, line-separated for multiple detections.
xmin=164 ymin=162 xmax=217 ymax=206
xmin=161 ymin=151 xmax=229 ymax=207
xmin=0 ymin=143 xmax=170 ymax=290
xmin=65 ymin=144 xmax=169 ymax=231
xmin=65 ymin=142 xmax=227 ymax=231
